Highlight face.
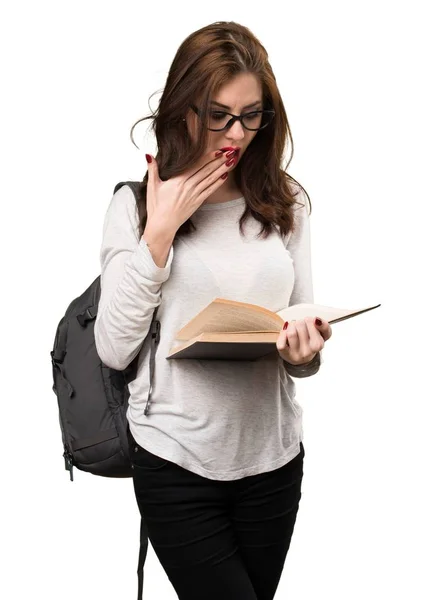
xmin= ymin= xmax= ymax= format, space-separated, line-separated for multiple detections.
xmin=186 ymin=72 xmax=263 ymax=170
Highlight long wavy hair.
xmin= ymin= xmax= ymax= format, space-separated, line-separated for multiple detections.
xmin=129 ymin=21 xmax=312 ymax=241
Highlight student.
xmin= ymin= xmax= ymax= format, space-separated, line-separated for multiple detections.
xmin=95 ymin=20 xmax=332 ymax=600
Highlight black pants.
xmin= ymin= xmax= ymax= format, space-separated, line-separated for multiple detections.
xmin=128 ymin=427 xmax=305 ymax=600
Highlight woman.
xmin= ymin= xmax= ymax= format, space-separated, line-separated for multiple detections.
xmin=95 ymin=20 xmax=332 ymax=600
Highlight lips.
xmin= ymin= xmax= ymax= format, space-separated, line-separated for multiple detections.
xmin=219 ymin=146 xmax=241 ymax=157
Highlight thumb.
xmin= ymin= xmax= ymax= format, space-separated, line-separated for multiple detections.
xmin=145 ymin=154 xmax=160 ymax=185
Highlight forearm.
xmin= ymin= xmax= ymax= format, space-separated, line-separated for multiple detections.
xmin=95 ymin=237 xmax=173 ymax=370
xmin=143 ymin=224 xmax=176 ymax=268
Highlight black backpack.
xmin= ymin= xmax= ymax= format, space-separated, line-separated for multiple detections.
xmin=50 ymin=181 xmax=159 ymax=600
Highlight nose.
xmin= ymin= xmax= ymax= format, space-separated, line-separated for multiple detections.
xmin=225 ymin=119 xmax=245 ymax=141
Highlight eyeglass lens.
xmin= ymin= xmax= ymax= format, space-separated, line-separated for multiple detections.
xmin=207 ymin=110 xmax=273 ymax=131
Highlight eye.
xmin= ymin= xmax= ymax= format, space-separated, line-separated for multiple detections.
xmin=210 ymin=111 xmax=228 ymax=121
xmin=244 ymin=111 xmax=262 ymax=120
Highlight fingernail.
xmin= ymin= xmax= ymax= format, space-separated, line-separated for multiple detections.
xmin=220 ymin=172 xmax=228 ymax=180
xmin=225 ymin=158 xmax=236 ymax=167
xmin=215 ymin=150 xmax=223 ymax=157
xmin=283 ymin=321 xmax=289 ymax=330
xmin=315 ymin=318 xmax=322 ymax=326
xmin=146 ymin=154 xmax=152 ymax=163
xmin=225 ymin=150 xmax=236 ymax=158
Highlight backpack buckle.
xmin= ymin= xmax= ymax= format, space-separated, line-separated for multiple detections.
xmin=51 ymin=350 xmax=66 ymax=365
xmin=151 ymin=320 xmax=161 ymax=344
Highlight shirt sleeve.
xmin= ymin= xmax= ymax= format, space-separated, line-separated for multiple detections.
xmin=282 ymin=190 xmax=323 ymax=378
xmin=94 ymin=184 xmax=174 ymax=371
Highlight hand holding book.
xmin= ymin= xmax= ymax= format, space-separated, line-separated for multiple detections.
xmin=277 ymin=316 xmax=332 ymax=366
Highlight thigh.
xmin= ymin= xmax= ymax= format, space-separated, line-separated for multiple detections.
xmin=128 ymin=428 xmax=258 ymax=600
xmin=231 ymin=443 xmax=305 ymax=600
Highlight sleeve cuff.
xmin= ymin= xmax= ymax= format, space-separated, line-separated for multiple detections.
xmin=283 ymin=350 xmax=322 ymax=378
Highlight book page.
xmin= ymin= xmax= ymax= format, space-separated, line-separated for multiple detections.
xmin=277 ymin=302 xmax=381 ymax=324
xmin=175 ymin=298 xmax=284 ymax=340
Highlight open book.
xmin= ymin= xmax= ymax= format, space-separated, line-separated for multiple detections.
xmin=167 ymin=298 xmax=381 ymax=360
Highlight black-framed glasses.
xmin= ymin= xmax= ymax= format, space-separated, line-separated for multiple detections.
xmin=190 ymin=104 xmax=275 ymax=132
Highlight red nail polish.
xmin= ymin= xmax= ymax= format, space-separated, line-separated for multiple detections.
xmin=225 ymin=150 xmax=236 ymax=158
xmin=215 ymin=151 xmax=223 ymax=157
xmin=283 ymin=321 xmax=289 ymax=330
xmin=220 ymin=172 xmax=228 ymax=180
xmin=146 ymin=154 xmax=152 ymax=163
xmin=315 ymin=318 xmax=322 ymax=326
xmin=225 ymin=158 xmax=236 ymax=167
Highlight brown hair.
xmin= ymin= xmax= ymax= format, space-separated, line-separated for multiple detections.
xmin=129 ymin=21 xmax=312 ymax=241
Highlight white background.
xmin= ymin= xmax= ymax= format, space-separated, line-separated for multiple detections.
xmin=1 ymin=1 xmax=437 ymax=598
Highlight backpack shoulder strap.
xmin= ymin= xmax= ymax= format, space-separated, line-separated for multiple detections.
xmin=137 ymin=517 xmax=148 ymax=600
xmin=112 ymin=180 xmax=158 ymax=598
xmin=113 ymin=180 xmax=142 ymax=204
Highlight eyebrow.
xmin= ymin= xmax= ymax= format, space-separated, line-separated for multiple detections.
xmin=210 ymin=100 xmax=263 ymax=110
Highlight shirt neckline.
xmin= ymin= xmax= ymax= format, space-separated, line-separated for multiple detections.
xmin=196 ymin=196 xmax=245 ymax=211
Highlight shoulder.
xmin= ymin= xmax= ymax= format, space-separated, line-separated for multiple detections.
xmin=288 ymin=181 xmax=309 ymax=214
xmin=107 ymin=183 xmax=137 ymax=213
xmin=280 ymin=176 xmax=310 ymax=224
xmin=102 ymin=184 xmax=140 ymax=239
xmin=282 ymin=183 xmax=310 ymax=245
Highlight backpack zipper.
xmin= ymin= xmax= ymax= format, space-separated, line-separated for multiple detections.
xmin=63 ymin=445 xmax=75 ymax=482
xmin=52 ymin=350 xmax=76 ymax=481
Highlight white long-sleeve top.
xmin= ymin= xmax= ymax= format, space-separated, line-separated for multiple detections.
xmin=95 ymin=184 xmax=322 ymax=481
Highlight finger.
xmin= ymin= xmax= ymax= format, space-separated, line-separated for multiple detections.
xmin=145 ymin=154 xmax=161 ymax=186
xmin=294 ymin=320 xmax=310 ymax=355
xmin=195 ymin=169 xmax=230 ymax=205
xmin=313 ymin=317 xmax=332 ymax=341
xmin=304 ymin=317 xmax=325 ymax=350
xmin=185 ymin=149 xmax=228 ymax=182
xmin=282 ymin=321 xmax=303 ymax=356
xmin=192 ymin=158 xmax=235 ymax=199
xmin=285 ymin=321 xmax=301 ymax=351
xmin=276 ymin=322 xmax=290 ymax=352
